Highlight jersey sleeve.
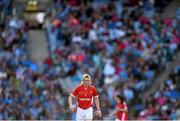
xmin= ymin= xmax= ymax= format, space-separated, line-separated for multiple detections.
xmin=71 ymin=86 xmax=79 ymax=97
xmin=93 ymin=87 xmax=99 ymax=97
xmin=123 ymin=102 xmax=128 ymax=109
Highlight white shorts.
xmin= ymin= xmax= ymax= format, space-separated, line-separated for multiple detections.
xmin=76 ymin=107 xmax=93 ymax=121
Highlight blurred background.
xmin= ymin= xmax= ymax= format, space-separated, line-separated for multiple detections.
xmin=0 ymin=0 xmax=179 ymax=120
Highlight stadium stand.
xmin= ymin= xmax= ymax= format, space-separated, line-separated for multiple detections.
xmin=0 ymin=0 xmax=179 ymax=120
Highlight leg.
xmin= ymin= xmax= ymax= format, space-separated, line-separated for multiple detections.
xmin=84 ymin=107 xmax=93 ymax=121
xmin=76 ymin=107 xmax=85 ymax=121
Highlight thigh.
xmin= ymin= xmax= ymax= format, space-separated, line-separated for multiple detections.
xmin=76 ymin=107 xmax=85 ymax=121
xmin=84 ymin=107 xmax=93 ymax=120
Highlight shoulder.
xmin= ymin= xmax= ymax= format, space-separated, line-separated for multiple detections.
xmin=89 ymin=85 xmax=97 ymax=90
xmin=123 ymin=101 xmax=128 ymax=106
xmin=76 ymin=84 xmax=83 ymax=89
xmin=73 ymin=84 xmax=82 ymax=91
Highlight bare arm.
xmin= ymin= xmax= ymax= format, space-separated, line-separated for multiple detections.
xmin=94 ymin=96 xmax=100 ymax=110
xmin=68 ymin=94 xmax=75 ymax=112
xmin=68 ymin=95 xmax=73 ymax=107
xmin=94 ymin=96 xmax=102 ymax=117
xmin=108 ymin=107 xmax=128 ymax=117
xmin=116 ymin=107 xmax=128 ymax=112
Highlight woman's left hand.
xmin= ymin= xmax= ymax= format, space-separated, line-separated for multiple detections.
xmin=96 ymin=109 xmax=102 ymax=117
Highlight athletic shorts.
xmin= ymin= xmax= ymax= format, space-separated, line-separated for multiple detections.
xmin=76 ymin=107 xmax=93 ymax=121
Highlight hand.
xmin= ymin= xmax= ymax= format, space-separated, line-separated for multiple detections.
xmin=96 ymin=109 xmax=102 ymax=117
xmin=69 ymin=105 xmax=76 ymax=112
xmin=108 ymin=110 xmax=116 ymax=117
xmin=116 ymin=107 xmax=124 ymax=112
xmin=108 ymin=113 xmax=113 ymax=117
xmin=116 ymin=107 xmax=121 ymax=111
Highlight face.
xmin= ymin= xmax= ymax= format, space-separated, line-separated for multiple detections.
xmin=83 ymin=77 xmax=91 ymax=86
xmin=115 ymin=96 xmax=119 ymax=102
xmin=115 ymin=96 xmax=122 ymax=103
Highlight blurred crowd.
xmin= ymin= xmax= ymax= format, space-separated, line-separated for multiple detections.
xmin=0 ymin=0 xmax=179 ymax=120
xmin=136 ymin=66 xmax=180 ymax=120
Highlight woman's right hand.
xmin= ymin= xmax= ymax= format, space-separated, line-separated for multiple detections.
xmin=69 ymin=105 xmax=76 ymax=112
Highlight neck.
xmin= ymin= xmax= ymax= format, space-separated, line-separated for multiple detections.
xmin=83 ymin=84 xmax=88 ymax=89
xmin=118 ymin=100 xmax=121 ymax=103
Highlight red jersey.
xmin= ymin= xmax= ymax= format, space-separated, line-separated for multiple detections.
xmin=116 ymin=102 xmax=128 ymax=121
xmin=71 ymin=84 xmax=98 ymax=109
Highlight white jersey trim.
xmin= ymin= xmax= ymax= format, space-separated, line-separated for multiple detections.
xmin=71 ymin=93 xmax=75 ymax=97
xmin=94 ymin=95 xmax=99 ymax=98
